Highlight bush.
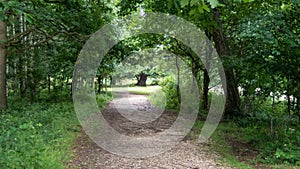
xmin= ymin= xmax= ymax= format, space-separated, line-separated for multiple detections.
xmin=148 ymin=89 xmax=166 ymax=108
xmin=257 ymin=127 xmax=300 ymax=165
xmin=158 ymin=76 xmax=179 ymax=110
xmin=235 ymin=99 xmax=300 ymax=165
xmin=150 ymin=79 xmax=160 ymax=85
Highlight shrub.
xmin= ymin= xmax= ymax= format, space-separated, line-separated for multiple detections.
xmin=158 ymin=76 xmax=179 ymax=110
xmin=236 ymin=99 xmax=300 ymax=165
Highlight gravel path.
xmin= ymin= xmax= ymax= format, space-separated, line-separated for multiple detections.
xmin=68 ymin=92 xmax=235 ymax=169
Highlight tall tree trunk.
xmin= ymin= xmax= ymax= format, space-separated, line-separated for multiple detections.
xmin=202 ymin=39 xmax=212 ymax=110
xmin=28 ymin=33 xmax=35 ymax=103
xmin=0 ymin=20 xmax=8 ymax=113
xmin=202 ymin=69 xmax=210 ymax=110
xmin=18 ymin=14 xmax=26 ymax=97
xmin=211 ymin=9 xmax=240 ymax=117
xmin=10 ymin=16 xmax=18 ymax=94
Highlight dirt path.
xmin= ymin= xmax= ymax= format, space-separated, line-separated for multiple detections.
xmin=68 ymin=92 xmax=235 ymax=169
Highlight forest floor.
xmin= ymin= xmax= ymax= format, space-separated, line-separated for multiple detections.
xmin=68 ymin=92 xmax=235 ymax=169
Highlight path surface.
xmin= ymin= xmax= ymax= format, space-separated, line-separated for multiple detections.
xmin=68 ymin=92 xmax=235 ymax=169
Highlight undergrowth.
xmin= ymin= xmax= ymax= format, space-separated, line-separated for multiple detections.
xmin=189 ymin=98 xmax=300 ymax=168
xmin=0 ymin=92 xmax=112 ymax=168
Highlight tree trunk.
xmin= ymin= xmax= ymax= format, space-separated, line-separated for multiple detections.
xmin=104 ymin=77 xmax=108 ymax=92
xmin=211 ymin=9 xmax=240 ymax=117
xmin=18 ymin=14 xmax=26 ymax=97
xmin=296 ymin=98 xmax=300 ymax=122
xmin=175 ymin=55 xmax=181 ymax=104
xmin=136 ymin=73 xmax=147 ymax=86
xmin=202 ymin=39 xmax=212 ymax=110
xmin=47 ymin=75 xmax=51 ymax=94
xmin=97 ymin=75 xmax=102 ymax=94
xmin=10 ymin=15 xmax=18 ymax=95
xmin=110 ymin=75 xmax=115 ymax=86
xmin=28 ymin=32 xmax=35 ymax=103
xmin=287 ymin=94 xmax=291 ymax=116
xmin=0 ymin=20 xmax=8 ymax=113
xmin=292 ymin=96 xmax=296 ymax=112
xmin=203 ymin=69 xmax=210 ymax=110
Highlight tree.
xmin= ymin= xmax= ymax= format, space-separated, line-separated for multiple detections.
xmin=226 ymin=0 xmax=300 ymax=117
xmin=210 ymin=7 xmax=241 ymax=116
xmin=164 ymin=0 xmax=243 ymax=116
xmin=0 ymin=0 xmax=115 ymax=109
xmin=114 ymin=48 xmax=165 ymax=86
xmin=0 ymin=18 xmax=7 ymax=113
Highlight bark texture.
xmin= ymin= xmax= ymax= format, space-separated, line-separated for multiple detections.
xmin=211 ymin=9 xmax=240 ymax=116
xmin=136 ymin=73 xmax=147 ymax=86
xmin=0 ymin=20 xmax=7 ymax=113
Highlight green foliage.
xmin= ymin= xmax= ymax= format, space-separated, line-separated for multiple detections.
xmin=236 ymin=99 xmax=300 ymax=165
xmin=0 ymin=0 xmax=299 ymax=167
xmin=0 ymin=101 xmax=79 ymax=168
xmin=113 ymin=42 xmax=166 ymax=86
xmin=189 ymin=121 xmax=252 ymax=168
xmin=252 ymin=126 xmax=300 ymax=165
xmin=96 ymin=92 xmax=113 ymax=109
xmin=0 ymin=92 xmax=112 ymax=168
xmin=148 ymin=88 xmax=166 ymax=108
xmin=229 ymin=0 xmax=300 ymax=104
xmin=150 ymin=79 xmax=160 ymax=85
xmin=158 ymin=76 xmax=179 ymax=110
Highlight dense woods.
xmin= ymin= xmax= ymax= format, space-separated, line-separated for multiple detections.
xmin=0 ymin=0 xmax=299 ymax=168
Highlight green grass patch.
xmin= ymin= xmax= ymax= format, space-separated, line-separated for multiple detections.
xmin=0 ymin=101 xmax=79 ymax=168
xmin=209 ymin=122 xmax=254 ymax=169
xmin=190 ymin=119 xmax=300 ymax=168
xmin=189 ymin=121 xmax=253 ymax=168
xmin=109 ymin=86 xmax=161 ymax=95
xmin=0 ymin=93 xmax=112 ymax=168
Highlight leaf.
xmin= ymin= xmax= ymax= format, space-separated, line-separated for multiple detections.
xmin=197 ymin=5 xmax=204 ymax=14
xmin=207 ymin=0 xmax=220 ymax=8
xmin=292 ymin=0 xmax=300 ymax=4
xmin=180 ymin=0 xmax=189 ymax=7
xmin=0 ymin=14 xmax=5 ymax=21
xmin=202 ymin=4 xmax=210 ymax=12
xmin=189 ymin=8 xmax=198 ymax=16
xmin=24 ymin=14 xmax=34 ymax=24
xmin=190 ymin=0 xmax=199 ymax=6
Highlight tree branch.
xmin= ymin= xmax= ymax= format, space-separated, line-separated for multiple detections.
xmin=6 ymin=27 xmax=36 ymax=46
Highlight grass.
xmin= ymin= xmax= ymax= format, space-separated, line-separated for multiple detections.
xmin=108 ymin=85 xmax=161 ymax=95
xmin=190 ymin=119 xmax=300 ymax=169
xmin=188 ymin=121 xmax=253 ymax=168
xmin=0 ymin=101 xmax=79 ymax=168
xmin=209 ymin=122 xmax=254 ymax=169
xmin=0 ymin=93 xmax=112 ymax=169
